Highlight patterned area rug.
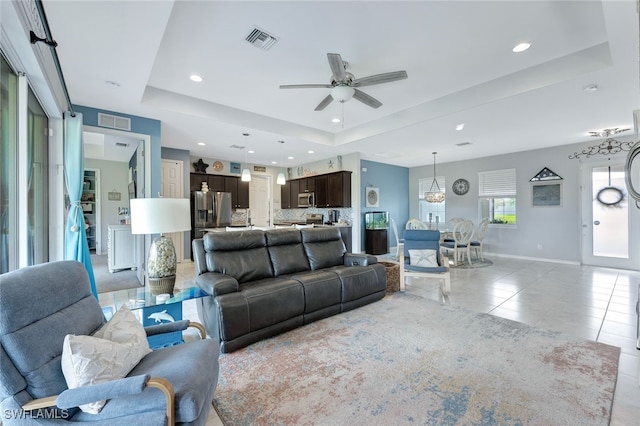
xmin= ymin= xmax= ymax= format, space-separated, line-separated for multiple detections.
xmin=213 ymin=293 xmax=619 ymax=425
xmin=452 ymin=257 xmax=493 ymax=269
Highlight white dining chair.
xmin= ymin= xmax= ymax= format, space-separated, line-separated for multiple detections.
xmin=441 ymin=219 xmax=474 ymax=266
xmin=470 ymin=218 xmax=489 ymax=261
xmin=405 ymin=218 xmax=428 ymax=229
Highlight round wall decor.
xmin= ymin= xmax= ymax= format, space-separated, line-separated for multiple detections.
xmin=452 ymin=178 xmax=470 ymax=195
xmin=213 ymin=161 xmax=224 ymax=171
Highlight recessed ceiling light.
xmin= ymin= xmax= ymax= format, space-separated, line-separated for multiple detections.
xmin=308 ymin=150 xmax=315 ymax=154
xmin=105 ymin=80 xmax=120 ymax=88
xmin=332 ymin=118 xmax=341 ymax=123
xmin=512 ymin=42 xmax=531 ymax=53
xmin=271 ymin=161 xmax=277 ymax=164
xmin=248 ymin=150 xmax=255 ymax=154
xmin=455 ymin=123 xmax=465 ymax=131
xmin=190 ymin=74 xmax=203 ymax=82
xmin=287 ymin=156 xmax=294 ymax=160
xmin=197 ymin=142 xmax=206 ymax=146
xmin=583 ymin=84 xmax=599 ymax=93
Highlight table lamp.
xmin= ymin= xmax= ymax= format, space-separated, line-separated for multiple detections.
xmin=130 ymin=198 xmax=191 ymax=295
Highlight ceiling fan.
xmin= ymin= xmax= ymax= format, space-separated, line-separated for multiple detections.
xmin=279 ymin=53 xmax=408 ymax=111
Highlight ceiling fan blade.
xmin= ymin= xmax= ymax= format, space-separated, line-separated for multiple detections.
xmin=352 ymin=70 xmax=408 ymax=87
xmin=353 ymin=89 xmax=382 ymax=109
xmin=280 ymin=84 xmax=333 ymax=89
xmin=327 ymin=53 xmax=347 ymax=82
xmin=314 ymin=94 xmax=334 ymax=111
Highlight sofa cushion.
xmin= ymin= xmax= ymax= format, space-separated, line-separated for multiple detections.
xmin=301 ymin=228 xmax=346 ymax=270
xmin=291 ymin=270 xmax=342 ymax=314
xmin=203 ymin=231 xmax=273 ymax=283
xmin=217 ymin=278 xmax=305 ymax=341
xmin=266 ymin=229 xmax=310 ymax=276
xmin=332 ymin=264 xmax=386 ymax=304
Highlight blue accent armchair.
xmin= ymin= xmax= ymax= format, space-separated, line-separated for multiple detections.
xmin=0 ymin=260 xmax=219 ymax=425
xmin=399 ymin=229 xmax=451 ymax=294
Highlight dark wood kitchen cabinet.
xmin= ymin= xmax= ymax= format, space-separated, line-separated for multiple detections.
xmin=281 ymin=181 xmax=292 ymax=209
xmin=190 ymin=173 xmax=248 ymax=208
xmin=315 ymin=171 xmax=351 ymax=208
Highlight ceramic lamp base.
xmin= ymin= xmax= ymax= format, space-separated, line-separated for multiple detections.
xmin=146 ymin=235 xmax=177 ymax=295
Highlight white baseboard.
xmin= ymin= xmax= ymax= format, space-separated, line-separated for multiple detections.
xmin=483 ymin=251 xmax=580 ymax=266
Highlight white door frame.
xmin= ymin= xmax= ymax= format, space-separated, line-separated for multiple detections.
xmin=83 ymin=125 xmax=151 ymax=284
xmin=580 ymin=157 xmax=640 ymax=270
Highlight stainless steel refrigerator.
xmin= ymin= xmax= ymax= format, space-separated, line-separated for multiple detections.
xmin=193 ymin=191 xmax=232 ymax=238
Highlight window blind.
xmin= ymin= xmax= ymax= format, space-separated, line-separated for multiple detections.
xmin=478 ymin=169 xmax=516 ymax=197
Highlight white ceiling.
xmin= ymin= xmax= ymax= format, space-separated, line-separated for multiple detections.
xmin=44 ymin=1 xmax=639 ymax=168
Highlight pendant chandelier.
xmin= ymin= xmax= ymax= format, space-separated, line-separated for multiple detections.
xmin=425 ymin=151 xmax=445 ymax=203
xmin=276 ymin=140 xmax=286 ymax=185
xmin=241 ymin=133 xmax=251 ymax=182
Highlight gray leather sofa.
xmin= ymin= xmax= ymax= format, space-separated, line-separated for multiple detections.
xmin=192 ymin=227 xmax=386 ymax=353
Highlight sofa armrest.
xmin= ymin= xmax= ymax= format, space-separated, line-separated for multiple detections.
xmin=144 ymin=320 xmax=206 ymax=339
xmin=196 ymin=273 xmax=239 ymax=297
xmin=343 ymin=253 xmax=377 ymax=266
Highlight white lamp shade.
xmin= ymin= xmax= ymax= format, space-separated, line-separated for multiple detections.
xmin=276 ymin=172 xmax=286 ymax=185
xmin=241 ymin=168 xmax=252 ymax=182
xmin=130 ymin=198 xmax=191 ymax=234
xmin=331 ymin=85 xmax=355 ymax=102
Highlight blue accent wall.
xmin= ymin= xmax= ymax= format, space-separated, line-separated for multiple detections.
xmin=360 ymin=160 xmax=409 ymax=250
xmin=73 ymin=105 xmax=162 ymax=197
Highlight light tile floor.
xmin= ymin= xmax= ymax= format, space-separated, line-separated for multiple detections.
xmin=177 ymin=256 xmax=640 ymax=425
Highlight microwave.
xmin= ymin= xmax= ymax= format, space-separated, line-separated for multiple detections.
xmin=297 ymin=192 xmax=315 ymax=208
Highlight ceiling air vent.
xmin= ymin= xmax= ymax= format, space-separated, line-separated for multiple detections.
xmin=98 ymin=113 xmax=131 ymax=131
xmin=456 ymin=141 xmax=472 ymax=147
xmin=245 ymin=26 xmax=278 ymax=50
xmin=229 ymin=144 xmax=245 ymax=149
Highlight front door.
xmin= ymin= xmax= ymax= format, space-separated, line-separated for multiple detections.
xmin=581 ymin=158 xmax=640 ymax=269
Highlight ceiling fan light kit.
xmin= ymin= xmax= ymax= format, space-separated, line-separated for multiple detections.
xmin=280 ymin=53 xmax=407 ymax=111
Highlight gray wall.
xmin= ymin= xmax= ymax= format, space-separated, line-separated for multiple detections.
xmin=409 ymin=141 xmax=628 ymax=263
xmin=85 ymin=158 xmax=130 ymax=254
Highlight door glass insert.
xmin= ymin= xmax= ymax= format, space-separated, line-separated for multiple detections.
xmin=591 ymin=164 xmax=628 ymax=258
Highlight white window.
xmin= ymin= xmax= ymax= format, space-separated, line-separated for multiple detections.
xmin=478 ymin=169 xmax=516 ymax=225
xmin=418 ymin=176 xmax=445 ymax=228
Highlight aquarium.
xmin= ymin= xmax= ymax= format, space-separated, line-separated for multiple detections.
xmin=364 ymin=211 xmax=389 ymax=230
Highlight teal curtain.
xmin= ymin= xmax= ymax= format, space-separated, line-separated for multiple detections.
xmin=63 ymin=111 xmax=97 ymax=297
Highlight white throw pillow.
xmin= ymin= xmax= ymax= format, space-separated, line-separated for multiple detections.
xmin=408 ymin=249 xmax=439 ymax=268
xmin=61 ymin=306 xmax=151 ymax=414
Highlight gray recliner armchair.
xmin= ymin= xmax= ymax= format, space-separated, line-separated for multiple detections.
xmin=0 ymin=260 xmax=219 ymax=425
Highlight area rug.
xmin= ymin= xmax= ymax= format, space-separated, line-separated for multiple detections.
xmin=452 ymin=257 xmax=493 ymax=269
xmin=213 ymin=293 xmax=619 ymax=425
xmin=91 ymin=254 xmax=141 ymax=293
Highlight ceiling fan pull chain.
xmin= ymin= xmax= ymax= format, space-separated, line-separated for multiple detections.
xmin=341 ymin=101 xmax=345 ymax=129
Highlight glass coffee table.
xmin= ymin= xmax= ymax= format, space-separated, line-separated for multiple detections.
xmin=98 ymin=285 xmax=209 ymax=348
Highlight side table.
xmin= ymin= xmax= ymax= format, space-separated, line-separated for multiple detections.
xmin=99 ymin=286 xmax=209 ymax=349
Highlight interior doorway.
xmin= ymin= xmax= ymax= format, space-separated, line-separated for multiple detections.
xmin=250 ymin=175 xmax=271 ymax=227
xmin=581 ymin=158 xmax=640 ymax=269
xmin=83 ymin=125 xmax=151 ymax=285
